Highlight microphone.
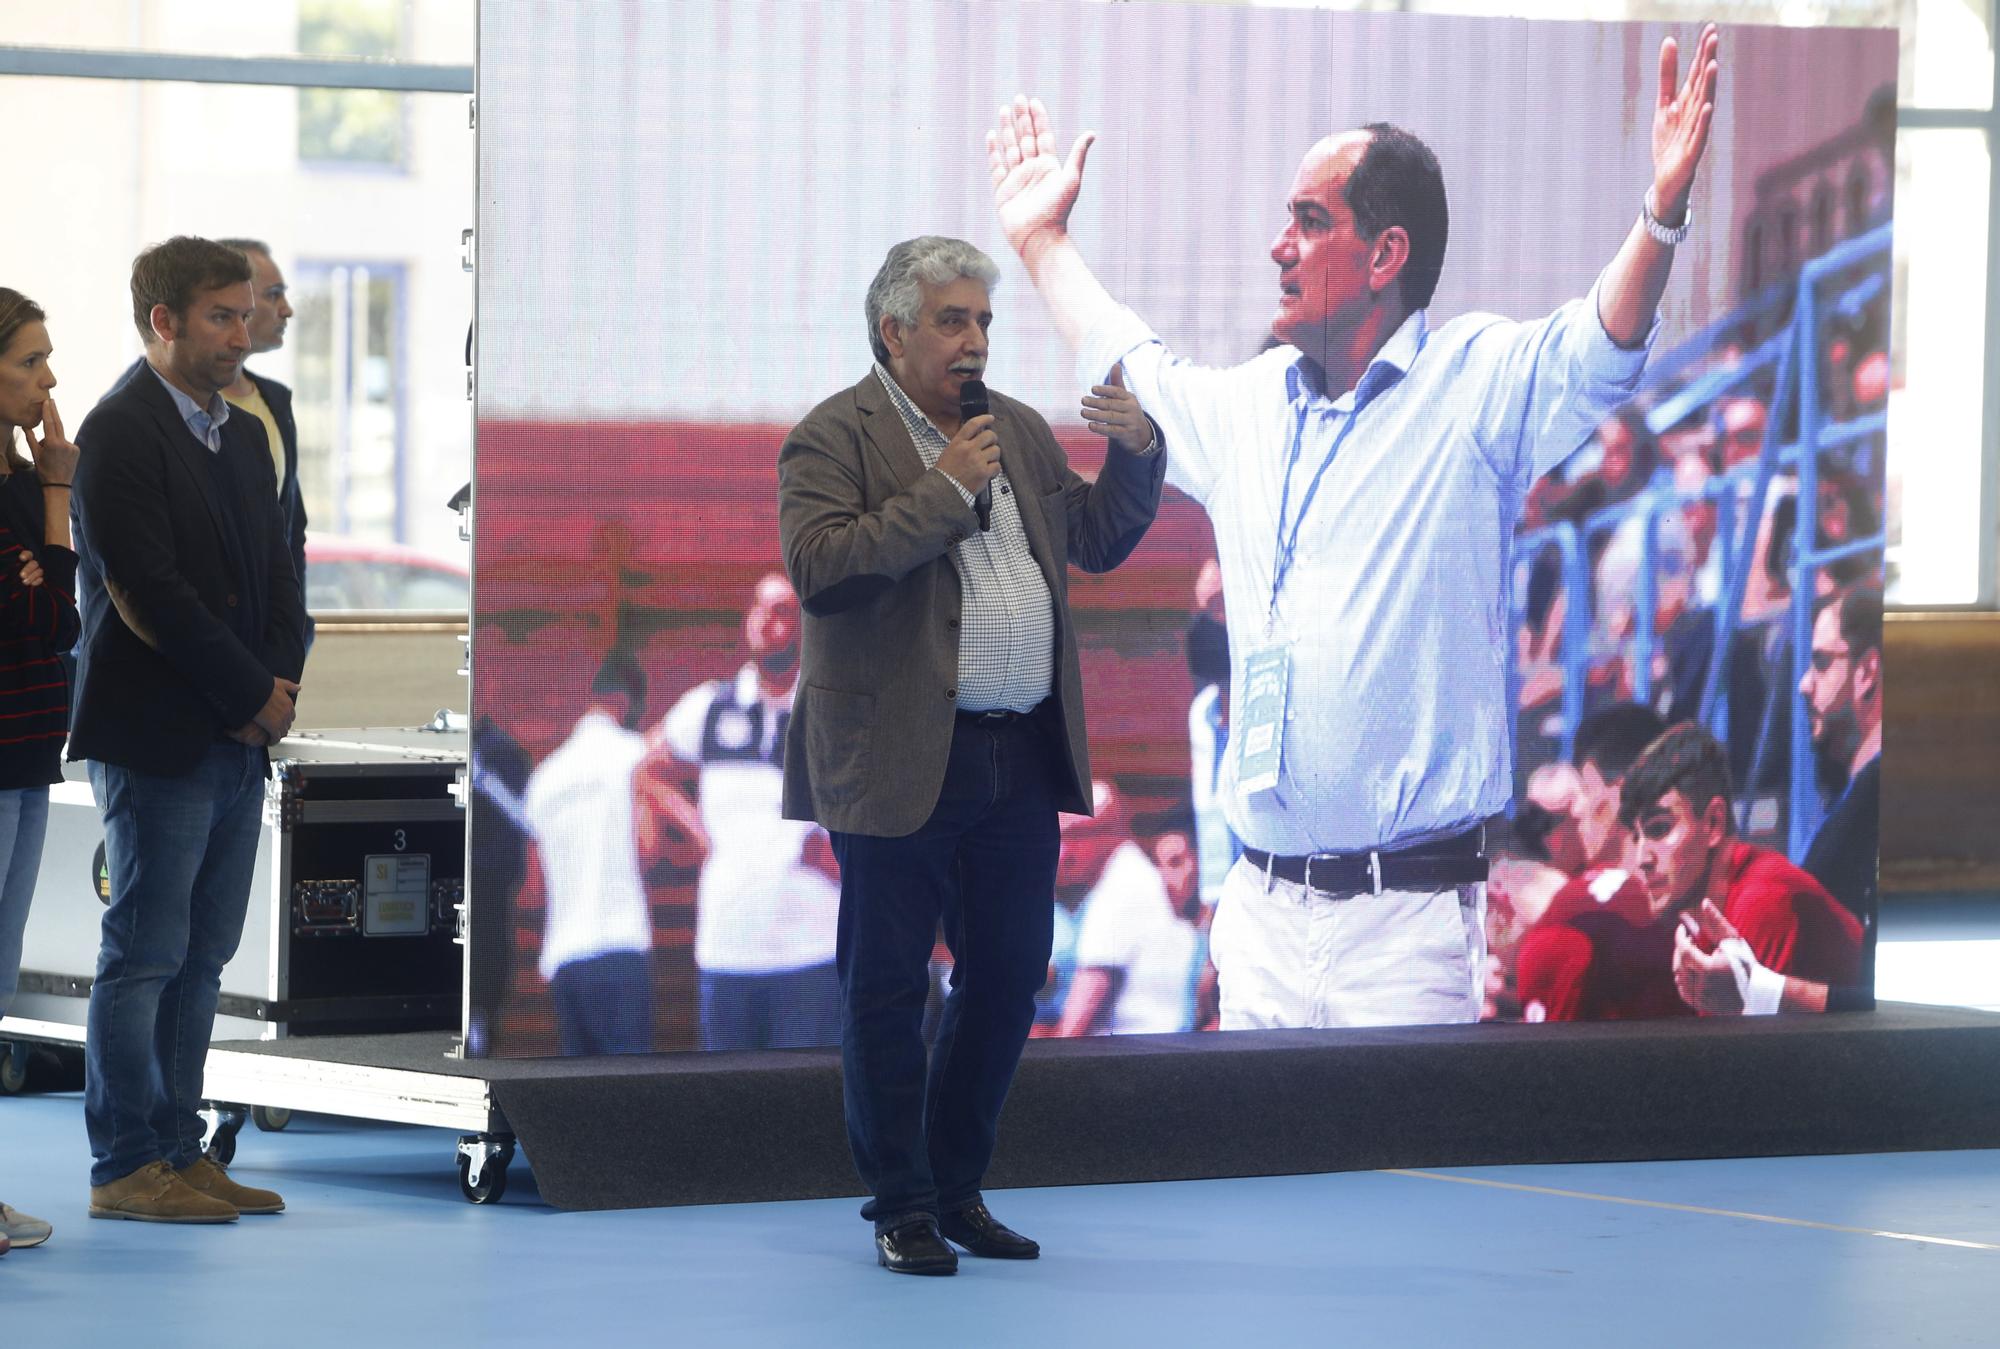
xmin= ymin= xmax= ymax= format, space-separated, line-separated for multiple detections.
xmin=958 ymin=378 xmax=992 ymax=532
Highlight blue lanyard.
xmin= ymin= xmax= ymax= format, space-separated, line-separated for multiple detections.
xmin=1268 ymin=404 xmax=1357 ymax=622
xmin=1266 ymin=348 xmax=1419 ymax=623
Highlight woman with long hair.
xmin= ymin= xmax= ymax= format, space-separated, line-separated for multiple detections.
xmin=0 ymin=287 xmax=81 ymax=1255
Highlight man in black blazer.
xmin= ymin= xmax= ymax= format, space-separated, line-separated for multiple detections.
xmin=73 ymin=236 xmax=309 ymax=1225
xmin=110 ymin=237 xmax=310 ymax=643
xmin=219 ymin=238 xmax=310 ymax=639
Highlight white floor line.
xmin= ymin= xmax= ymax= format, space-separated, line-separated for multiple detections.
xmin=1380 ymin=1168 xmax=2000 ymax=1251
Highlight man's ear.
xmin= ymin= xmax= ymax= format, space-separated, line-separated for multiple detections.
xmin=1701 ymin=794 xmax=1732 ymax=847
xmin=1369 ymin=225 xmax=1412 ymax=302
xmin=878 ymin=314 xmax=905 ymax=362
xmin=149 ymin=303 xmax=179 ymax=347
xmin=1855 ymin=645 xmax=1882 ymax=710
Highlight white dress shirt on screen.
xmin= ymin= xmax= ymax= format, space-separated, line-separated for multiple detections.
xmin=1078 ymin=279 xmax=1656 ymax=856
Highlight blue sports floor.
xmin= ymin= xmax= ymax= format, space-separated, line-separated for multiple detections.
xmin=6 ymin=906 xmax=1999 ymax=1347
xmin=6 ymin=1096 xmax=1998 ymax=1346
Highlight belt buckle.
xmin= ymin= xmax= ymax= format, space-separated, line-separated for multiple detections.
xmin=1300 ymin=851 xmax=1380 ymax=895
xmin=1301 ymin=852 xmax=1342 ymax=896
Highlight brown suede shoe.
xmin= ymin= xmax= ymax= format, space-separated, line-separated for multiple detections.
xmin=177 ymin=1157 xmax=284 ymax=1215
xmin=89 ymin=1160 xmax=238 ymax=1224
xmin=0 ymin=1202 xmax=53 ymax=1249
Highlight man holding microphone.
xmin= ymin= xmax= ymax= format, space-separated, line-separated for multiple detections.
xmin=778 ymin=235 xmax=1163 ymax=1275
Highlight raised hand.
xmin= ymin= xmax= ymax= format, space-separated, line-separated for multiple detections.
xmin=21 ymin=396 xmax=78 ymax=487
xmin=987 ymin=95 xmax=1095 ymax=258
xmin=1673 ymin=918 xmax=1741 ymax=1014
xmin=1652 ymin=25 xmax=1720 ymax=221
xmin=1080 ymin=363 xmax=1154 ymax=456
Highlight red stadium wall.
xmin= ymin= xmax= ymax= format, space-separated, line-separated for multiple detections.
xmin=473 ymin=418 xmax=1219 ymax=1052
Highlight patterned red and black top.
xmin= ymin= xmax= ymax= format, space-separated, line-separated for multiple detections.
xmin=0 ymin=467 xmax=80 ymax=788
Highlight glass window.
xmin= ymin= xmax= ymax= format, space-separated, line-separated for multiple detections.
xmin=1901 ymin=0 xmax=1995 ymax=109
xmin=1885 ymin=127 xmax=1990 ymax=605
xmin=294 ymin=262 xmax=407 ymax=543
xmin=0 ymin=40 xmax=471 ymax=612
xmin=298 ymin=0 xmax=405 ymax=168
xmin=389 ymin=563 xmax=470 ymax=609
xmin=1 ymin=0 xmax=465 ymax=63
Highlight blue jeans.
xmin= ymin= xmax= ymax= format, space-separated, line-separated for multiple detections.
xmin=698 ymin=961 xmax=841 ymax=1051
xmin=830 ymin=707 xmax=1062 ymax=1233
xmin=85 ymin=743 xmax=265 ymax=1187
xmin=550 ymin=950 xmax=653 ymax=1055
xmin=0 ymin=786 xmax=51 ymax=1017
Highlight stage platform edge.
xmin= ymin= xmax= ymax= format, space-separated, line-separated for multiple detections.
xmin=197 ymin=1002 xmax=2000 ymax=1211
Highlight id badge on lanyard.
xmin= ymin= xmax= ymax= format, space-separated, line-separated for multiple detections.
xmin=1235 ymin=642 xmax=1289 ymax=795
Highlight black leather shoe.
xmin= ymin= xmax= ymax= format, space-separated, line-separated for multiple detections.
xmin=875 ymin=1218 xmax=959 ymax=1276
xmin=938 ymin=1202 xmax=1039 ymax=1259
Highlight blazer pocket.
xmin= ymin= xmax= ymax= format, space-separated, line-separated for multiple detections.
xmin=803 ymin=683 xmax=873 ymax=804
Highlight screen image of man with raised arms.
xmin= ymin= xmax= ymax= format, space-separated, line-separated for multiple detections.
xmin=989 ymin=26 xmax=1721 ymax=1029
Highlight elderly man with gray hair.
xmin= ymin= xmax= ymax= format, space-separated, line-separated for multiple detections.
xmin=778 ymin=235 xmax=1164 ymax=1275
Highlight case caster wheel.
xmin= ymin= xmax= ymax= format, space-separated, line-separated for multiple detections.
xmin=0 ymin=1042 xmax=27 ymax=1095
xmin=252 ymin=1105 xmax=293 ymax=1133
xmin=200 ymin=1104 xmax=249 ymax=1165
xmin=456 ymin=1133 xmax=515 ymax=1205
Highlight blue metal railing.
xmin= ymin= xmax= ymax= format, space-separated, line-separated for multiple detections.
xmin=1785 ymin=224 xmax=1893 ymax=856
xmin=1510 ymin=223 xmax=1890 ymax=856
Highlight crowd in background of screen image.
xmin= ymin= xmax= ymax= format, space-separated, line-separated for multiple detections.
xmin=466 ymin=1 xmax=1893 ymax=1057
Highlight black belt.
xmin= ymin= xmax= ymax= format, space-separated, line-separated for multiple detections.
xmin=1243 ymin=825 xmax=1489 ymax=896
xmin=956 ymin=703 xmax=1042 ymax=727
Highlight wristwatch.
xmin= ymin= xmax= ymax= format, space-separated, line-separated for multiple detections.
xmin=1642 ymin=188 xmax=1692 ymax=247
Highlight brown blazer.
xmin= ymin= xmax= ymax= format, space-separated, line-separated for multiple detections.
xmin=777 ymin=371 xmax=1165 ymax=837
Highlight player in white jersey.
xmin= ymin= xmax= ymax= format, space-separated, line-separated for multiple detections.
xmin=657 ymin=574 xmax=842 ymax=1050
xmin=524 ymin=655 xmax=656 ymax=1055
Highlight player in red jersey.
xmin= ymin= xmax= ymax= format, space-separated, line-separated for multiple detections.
xmin=1626 ymin=722 xmax=1863 ymax=1011
xmin=1522 ymin=720 xmax=1861 ymax=1020
xmin=1516 ymin=703 xmax=1668 ymax=1021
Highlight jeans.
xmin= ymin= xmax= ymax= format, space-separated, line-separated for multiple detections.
xmin=698 ymin=961 xmax=842 ymax=1051
xmin=830 ymin=707 xmax=1061 ymax=1233
xmin=85 ymin=743 xmax=265 ymax=1187
xmin=550 ymin=949 xmax=653 ymax=1055
xmin=0 ymin=787 xmax=51 ymax=1017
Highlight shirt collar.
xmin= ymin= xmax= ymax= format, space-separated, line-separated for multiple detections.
xmin=147 ymin=361 xmax=231 ymax=436
xmin=872 ymin=362 xmax=950 ymax=442
xmin=1287 ymin=307 xmax=1429 ymax=413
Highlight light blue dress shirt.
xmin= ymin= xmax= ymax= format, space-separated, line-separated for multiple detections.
xmin=1080 ymin=279 xmax=1654 ymax=855
xmin=148 ymin=363 xmax=230 ymax=455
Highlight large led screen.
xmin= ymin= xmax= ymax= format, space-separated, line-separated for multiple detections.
xmin=471 ymin=1 xmax=1893 ymax=1057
